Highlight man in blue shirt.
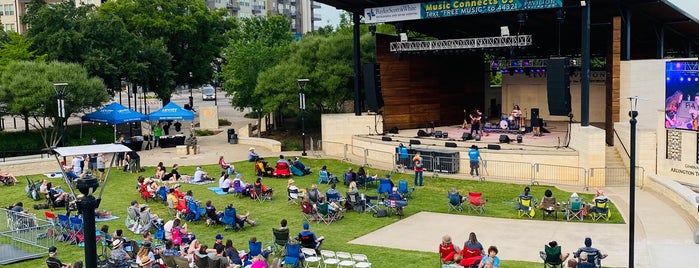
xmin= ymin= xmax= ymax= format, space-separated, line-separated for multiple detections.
xmin=468 ymin=145 xmax=481 ymax=177
xmin=397 ymin=144 xmax=409 ymax=171
xmin=297 ymin=222 xmax=323 ymax=253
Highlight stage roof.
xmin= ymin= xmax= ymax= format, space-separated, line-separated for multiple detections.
xmin=316 ymin=0 xmax=699 ymax=58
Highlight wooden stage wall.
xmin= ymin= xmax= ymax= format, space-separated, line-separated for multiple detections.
xmin=376 ymin=34 xmax=485 ymax=131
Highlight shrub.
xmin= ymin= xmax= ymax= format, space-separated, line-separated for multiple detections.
xmin=195 ymin=129 xmax=215 ymax=136
xmin=281 ymin=140 xmax=302 ymax=151
xmin=218 ymin=119 xmax=232 ymax=126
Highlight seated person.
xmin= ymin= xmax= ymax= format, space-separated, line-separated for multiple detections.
xmin=255 ymin=158 xmax=274 ymax=177
xmin=287 ymin=179 xmax=301 ymax=200
xmin=248 ymin=148 xmax=259 ymax=162
xmin=63 ymin=166 xmax=81 ymax=182
xmin=573 ymin=237 xmax=607 ymax=267
xmin=317 ymin=196 xmax=342 ymax=215
xmin=343 ymin=168 xmax=357 ymax=186
xmin=577 ymin=252 xmax=595 ymax=268
xmin=297 ymin=222 xmax=323 ymax=253
xmin=388 ymin=187 xmax=406 ymax=216
xmin=292 ymin=157 xmax=312 ymax=174
xmin=154 ymin=165 xmax=166 ymax=180
xmin=356 ymin=167 xmax=378 ymax=186
xmin=205 ymin=200 xmax=224 ymax=225
xmin=0 ymin=171 xmax=18 ymax=185
xmin=478 ymin=246 xmax=500 ymax=268
xmin=253 ymin=177 xmax=273 ymax=198
xmin=306 ymin=184 xmax=322 ymax=204
xmin=162 ymin=164 xmax=182 ymax=181
xmin=219 ymin=172 xmax=231 ymax=192
xmin=95 ymin=209 xmax=113 ymax=219
xmin=110 ymin=239 xmax=131 ymax=267
xmin=218 ymin=156 xmax=234 ymax=175
xmin=301 ymin=197 xmax=317 ymax=218
xmin=224 ymin=203 xmax=256 ymax=228
xmin=439 ymin=235 xmax=460 ymax=263
xmin=41 ymin=181 xmax=69 ymax=206
xmin=448 ymin=188 xmax=466 ymax=204
xmin=543 ymin=240 xmax=570 ymax=263
xmin=125 ymin=200 xmax=141 ymax=232
xmin=325 ymin=183 xmax=341 ymax=202
xmin=46 ymin=246 xmax=71 ymax=268
xmin=515 ymin=186 xmax=536 ymax=210
xmin=539 ymin=189 xmax=559 ymax=213
xmin=193 ymin=166 xmax=212 ymax=182
xmin=318 ymin=166 xmax=338 ymax=184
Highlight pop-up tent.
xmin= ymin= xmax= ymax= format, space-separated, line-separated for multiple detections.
xmin=147 ymin=102 xmax=194 ymax=121
xmin=81 ymin=102 xmax=147 ymax=140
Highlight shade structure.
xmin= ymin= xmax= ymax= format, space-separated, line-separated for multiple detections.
xmin=81 ymin=102 xmax=147 ymax=124
xmin=147 ymin=102 xmax=194 ymax=121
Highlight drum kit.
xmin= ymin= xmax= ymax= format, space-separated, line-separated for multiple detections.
xmin=499 ymin=115 xmax=522 ymax=130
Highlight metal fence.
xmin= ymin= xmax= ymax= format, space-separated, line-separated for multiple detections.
xmin=481 ymin=160 xmax=533 ymax=184
xmin=533 ymin=164 xmax=587 ymax=189
xmin=0 ymin=209 xmax=54 ymax=264
xmin=589 ymin=166 xmax=645 ymax=188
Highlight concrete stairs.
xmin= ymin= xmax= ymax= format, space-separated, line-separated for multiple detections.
xmin=605 ymin=145 xmax=626 ymax=168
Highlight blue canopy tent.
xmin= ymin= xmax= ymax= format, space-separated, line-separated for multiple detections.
xmin=81 ymin=102 xmax=147 ymax=141
xmin=147 ymin=102 xmax=194 ymax=121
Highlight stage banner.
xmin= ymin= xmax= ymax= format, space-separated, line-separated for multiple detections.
xmin=365 ymin=0 xmax=562 ymax=23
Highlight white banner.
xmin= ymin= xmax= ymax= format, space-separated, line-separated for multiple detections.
xmin=364 ymin=3 xmax=420 ymax=23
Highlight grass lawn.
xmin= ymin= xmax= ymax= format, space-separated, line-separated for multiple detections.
xmin=2 ymin=157 xmax=622 ymax=268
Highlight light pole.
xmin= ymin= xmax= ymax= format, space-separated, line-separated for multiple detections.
xmin=53 ymin=83 xmax=68 ymax=147
xmin=297 ymin=79 xmax=309 ymax=156
xmin=76 ymin=176 xmax=100 ymax=268
xmin=628 ymin=96 xmax=639 ymax=268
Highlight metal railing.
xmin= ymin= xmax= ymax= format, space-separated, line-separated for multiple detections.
xmin=0 ymin=209 xmax=55 ymax=264
xmin=533 ymin=164 xmax=587 ymax=189
xmin=481 ymin=160 xmax=533 ymax=184
xmin=589 ymin=166 xmax=645 ymax=188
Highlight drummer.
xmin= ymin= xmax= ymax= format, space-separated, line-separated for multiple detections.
xmin=511 ymin=105 xmax=522 ymax=128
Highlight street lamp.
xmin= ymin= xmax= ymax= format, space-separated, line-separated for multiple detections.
xmin=53 ymin=83 xmax=68 ymax=148
xmin=297 ymin=78 xmax=309 ymax=156
xmin=76 ymin=175 xmax=100 ymax=268
xmin=628 ymin=96 xmax=639 ymax=268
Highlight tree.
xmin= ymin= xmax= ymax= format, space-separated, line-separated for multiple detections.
xmin=221 ymin=15 xmax=292 ymax=136
xmin=0 ymin=32 xmax=46 ymax=74
xmin=0 ymin=61 xmax=108 ymax=147
xmin=22 ymin=0 xmax=91 ymax=62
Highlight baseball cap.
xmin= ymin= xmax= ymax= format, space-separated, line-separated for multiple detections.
xmin=584 ymin=237 xmax=592 ymax=246
xmin=48 ymin=246 xmax=57 ymax=254
xmin=131 ymin=200 xmax=138 ymax=205
xmin=303 ymin=222 xmax=309 ymax=229
xmin=216 ymin=234 xmax=223 ymax=240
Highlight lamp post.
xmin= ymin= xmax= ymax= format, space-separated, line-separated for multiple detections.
xmin=297 ymin=79 xmax=309 ymax=156
xmin=53 ymin=83 xmax=68 ymax=148
xmin=76 ymin=176 xmax=100 ymax=268
xmin=628 ymin=97 xmax=639 ymax=268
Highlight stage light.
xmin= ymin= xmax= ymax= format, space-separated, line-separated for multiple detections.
xmin=681 ymin=77 xmax=685 ymax=82
xmin=676 ymin=62 xmax=682 ymax=69
xmin=523 ymin=60 xmax=530 ymax=67
xmin=513 ymin=60 xmax=519 ymax=67
xmin=695 ymin=77 xmax=698 ymax=82
xmin=667 ymin=77 xmax=671 ymax=81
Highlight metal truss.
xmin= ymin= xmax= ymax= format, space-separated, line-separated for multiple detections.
xmin=390 ymin=35 xmax=532 ymax=53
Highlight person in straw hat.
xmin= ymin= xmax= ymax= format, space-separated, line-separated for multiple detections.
xmin=109 ymin=238 xmax=131 ymax=267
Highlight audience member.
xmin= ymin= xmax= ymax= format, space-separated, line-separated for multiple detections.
xmin=287 ymin=179 xmax=300 ymax=200
xmin=96 ymin=153 xmax=107 ymax=180
xmin=193 ymin=166 xmax=212 ymax=182
xmin=46 ymin=246 xmax=71 ymax=268
xmin=439 ymin=235 xmax=460 ymax=263
xmin=548 ymin=241 xmax=570 ymax=262
xmin=566 ymin=258 xmax=578 ymax=268
xmin=0 ymin=171 xmax=18 ymax=185
xmin=126 ymin=200 xmax=141 ymax=232
xmin=347 ymin=181 xmax=359 ymax=194
xmin=319 ymin=165 xmax=338 ymax=184
xmin=297 ymin=222 xmax=324 ymax=253
xmin=463 ymin=232 xmax=484 ymax=255
xmin=356 ymin=166 xmax=377 ymax=186
xmin=248 ymin=148 xmax=259 ymax=162
xmin=577 ymin=252 xmax=595 ymax=268
xmin=162 ymin=240 xmax=181 ymax=257
xmin=307 ymin=184 xmax=322 ymax=204
xmin=219 ymin=172 xmax=232 ymax=193
xmin=219 ymin=156 xmax=234 ymax=175
xmin=343 ymin=167 xmax=357 ymax=186
xmin=254 ymin=177 xmax=273 ymax=198
xmin=292 ymin=157 xmax=312 ymax=174
xmin=573 ymin=237 xmax=607 ymax=267
xmin=225 ymin=239 xmax=242 ymax=266
xmin=162 ymin=164 xmax=182 ymax=181
xmin=155 ymin=165 xmax=166 ymax=180
xmin=477 ymin=246 xmax=500 ymax=268
xmin=136 ymin=241 xmax=156 ymax=268
xmin=110 ymin=239 xmax=131 ymax=267
xmin=205 ymin=200 xmax=223 ymax=226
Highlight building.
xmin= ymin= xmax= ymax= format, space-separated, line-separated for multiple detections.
xmin=0 ymin=0 xmax=103 ymax=34
xmin=205 ymin=0 xmax=321 ymax=35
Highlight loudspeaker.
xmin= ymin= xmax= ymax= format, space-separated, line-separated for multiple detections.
xmin=381 ymin=136 xmax=392 ymax=141
xmin=417 ymin=130 xmax=428 ymax=137
xmin=499 ymin=135 xmax=510 ymax=143
xmin=546 ymin=58 xmax=572 ymax=116
xmin=363 ymin=63 xmax=384 ymax=111
xmin=487 ymin=144 xmax=501 ymax=150
xmin=389 ymin=127 xmax=399 ymax=134
xmin=445 ymin=142 xmax=457 ymax=148
xmin=410 ymin=139 xmax=421 ymax=145
xmin=531 ymin=108 xmax=540 ymax=120
xmin=461 ymin=132 xmax=473 ymax=141
xmin=532 ymin=118 xmax=544 ymax=127
xmin=434 ymin=130 xmax=443 ymax=138
xmin=474 ymin=134 xmax=481 ymax=141
xmin=516 ymin=134 xmax=523 ymax=143
xmin=442 ymin=132 xmax=448 ymax=139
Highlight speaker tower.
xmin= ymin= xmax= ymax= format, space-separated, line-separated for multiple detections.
xmin=363 ymin=63 xmax=384 ymax=111
xmin=546 ymin=58 xmax=572 ymax=116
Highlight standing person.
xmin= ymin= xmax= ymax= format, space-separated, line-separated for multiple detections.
xmin=153 ymin=123 xmax=162 ymax=147
xmin=88 ymin=138 xmax=98 ymax=174
xmin=397 ymin=143 xmax=409 ymax=172
xmin=71 ymin=155 xmax=83 ymax=176
xmin=413 ymin=152 xmax=424 ymax=186
xmin=470 ymin=109 xmax=483 ymax=137
xmin=96 ymin=153 xmax=107 ymax=181
xmin=163 ymin=121 xmax=171 ymax=136
xmin=468 ymin=145 xmax=482 ymax=178
xmin=511 ymin=105 xmax=522 ymax=128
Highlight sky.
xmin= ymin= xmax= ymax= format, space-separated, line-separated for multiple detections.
xmin=313 ymin=0 xmax=699 ymax=29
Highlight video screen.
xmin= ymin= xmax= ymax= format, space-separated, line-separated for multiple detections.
xmin=665 ymin=61 xmax=699 ymax=130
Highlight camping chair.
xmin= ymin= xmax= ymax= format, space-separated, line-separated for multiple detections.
xmin=25 ymin=177 xmax=42 ymax=201
xmin=301 ymin=202 xmax=316 ymax=223
xmin=283 ymin=242 xmax=302 ymax=268
xmin=231 ymin=180 xmax=245 ymax=198
xmin=69 ymin=216 xmax=84 ymax=245
xmin=194 ymin=255 xmax=209 ymax=268
xmin=577 ymin=248 xmax=604 ymax=268
xmin=253 ymin=184 xmax=271 ymax=203
xmin=317 ymin=170 xmax=331 ymax=184
xmin=316 ymin=203 xmax=338 ymax=225
xmin=287 ymin=188 xmax=302 ymax=205
xmin=447 ymin=192 xmax=463 ymax=213
xmin=377 ymin=179 xmax=392 ymax=197
xmin=539 ymin=196 xmax=559 ymax=220
xmin=56 ymin=214 xmax=72 ymax=240
xmin=565 ymin=200 xmax=584 ymax=221
xmin=590 ymin=198 xmax=610 ymax=221
xmin=460 ymin=247 xmax=482 ymax=267
xmin=326 ymin=192 xmax=344 ymax=204
xmin=161 ymin=255 xmax=176 ymax=268
xmin=467 ymin=192 xmax=486 ymax=215
xmin=221 ymin=206 xmax=244 ymax=231
xmin=397 ymin=180 xmax=414 ymax=199
xmin=517 ymin=196 xmax=536 ymax=218
xmin=185 ymin=200 xmax=206 ymax=222
xmin=345 ymin=192 xmax=363 ymax=212
xmin=272 ymin=228 xmax=290 ymax=256
xmin=157 ymin=186 xmax=169 ymax=203
xmin=207 ymin=256 xmax=223 ymax=268
xmin=364 ymin=195 xmax=379 ymax=214
xmin=273 ymin=162 xmax=291 ymax=178
xmin=539 ymin=244 xmax=567 ymax=268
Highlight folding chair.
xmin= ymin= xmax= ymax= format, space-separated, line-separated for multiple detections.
xmin=467 ymin=192 xmax=486 ymax=215
xmin=283 ymin=243 xmax=302 ymax=268
xmin=517 ymin=196 xmax=536 ymax=218
xmin=231 ymin=180 xmax=245 ymax=198
xmin=317 ymin=170 xmax=331 ymax=184
xmin=272 ymin=228 xmax=290 ymax=256
xmin=565 ymin=200 xmax=584 ymax=221
xmin=287 ymin=188 xmax=302 ymax=205
xmin=56 ymin=214 xmax=72 ymax=241
xmin=320 ymin=250 xmax=340 ymax=267
xmin=185 ymin=200 xmax=206 ymax=222
xmin=44 ymin=211 xmax=57 ymax=237
xmin=590 ymin=198 xmax=610 ymax=222
xmin=254 ymin=184 xmax=270 ymax=203
xmin=539 ymin=196 xmax=560 ymax=220
xmin=363 ymin=195 xmax=379 ymax=214
xmin=335 ymin=251 xmax=355 ymax=268
xmin=397 ymin=180 xmax=414 ymax=199
xmin=377 ymin=179 xmax=392 ymax=198
xmin=325 ymin=192 xmax=344 ymax=204
xmin=70 ymin=217 xmax=84 ymax=245
xmin=447 ymin=192 xmax=463 ymax=213
xmin=300 ymin=247 xmax=321 ymax=268
xmin=352 ymin=253 xmax=372 ymax=268
xmin=316 ymin=203 xmax=337 ymax=225
xmin=345 ymin=192 xmax=363 ymax=212
xmin=301 ymin=202 xmax=317 ymax=223
xmin=221 ymin=206 xmax=244 ymax=231
xmin=540 ymin=244 xmax=567 ymax=268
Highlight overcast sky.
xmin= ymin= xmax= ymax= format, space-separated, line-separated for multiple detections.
xmin=313 ymin=0 xmax=699 ymax=29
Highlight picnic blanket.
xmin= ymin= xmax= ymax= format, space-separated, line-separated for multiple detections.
xmin=95 ymin=215 xmax=120 ymax=222
xmin=207 ymin=187 xmax=229 ymax=195
xmin=181 ymin=180 xmax=214 ymax=185
xmin=44 ymin=172 xmax=64 ymax=179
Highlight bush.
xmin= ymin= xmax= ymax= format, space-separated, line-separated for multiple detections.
xmin=195 ymin=129 xmax=215 ymax=136
xmin=281 ymin=140 xmax=302 ymax=151
xmin=218 ymin=119 xmax=232 ymax=126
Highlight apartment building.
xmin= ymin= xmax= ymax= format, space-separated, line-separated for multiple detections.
xmin=0 ymin=0 xmax=102 ymax=34
xmin=206 ymin=0 xmax=321 ymax=35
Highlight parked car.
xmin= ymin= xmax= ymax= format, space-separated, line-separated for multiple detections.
xmin=202 ymin=85 xmax=216 ymax=101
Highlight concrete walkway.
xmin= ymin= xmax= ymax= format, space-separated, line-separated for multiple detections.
xmin=2 ymin=130 xmax=699 ymax=267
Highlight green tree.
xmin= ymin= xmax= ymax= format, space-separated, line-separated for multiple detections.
xmin=221 ymin=15 xmax=292 ymax=135
xmin=0 ymin=61 xmax=108 ymax=147
xmin=22 ymin=0 xmax=90 ymax=62
xmin=0 ymin=32 xmax=46 ymax=73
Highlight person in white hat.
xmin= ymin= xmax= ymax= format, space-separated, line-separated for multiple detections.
xmin=248 ymin=147 xmax=259 ymax=162
xmin=110 ymin=238 xmax=131 ymax=266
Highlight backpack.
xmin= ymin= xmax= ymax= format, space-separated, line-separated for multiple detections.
xmin=25 ymin=178 xmax=41 ymax=201
xmin=373 ymin=209 xmax=388 ymax=218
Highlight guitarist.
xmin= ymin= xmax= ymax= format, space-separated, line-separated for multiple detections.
xmin=469 ymin=109 xmax=483 ymax=137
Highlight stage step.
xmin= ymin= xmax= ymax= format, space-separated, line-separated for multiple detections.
xmin=605 ymin=146 xmax=626 ymax=168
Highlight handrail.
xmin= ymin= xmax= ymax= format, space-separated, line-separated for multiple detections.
xmin=613 ymin=128 xmax=630 ymax=158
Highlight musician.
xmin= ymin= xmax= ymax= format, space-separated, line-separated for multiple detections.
xmin=470 ymin=109 xmax=483 ymax=137
xmin=511 ymin=105 xmax=522 ymax=128
xmin=462 ymin=109 xmax=469 ymax=129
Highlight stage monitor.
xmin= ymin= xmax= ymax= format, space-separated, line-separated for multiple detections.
xmin=666 ymin=61 xmax=699 ymax=131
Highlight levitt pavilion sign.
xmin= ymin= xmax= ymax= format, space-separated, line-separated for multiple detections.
xmin=364 ymin=0 xmax=563 ymax=23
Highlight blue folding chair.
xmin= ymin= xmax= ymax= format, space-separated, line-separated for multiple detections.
xmin=397 ymin=180 xmax=414 ymax=199
xmin=220 ymin=206 xmax=244 ymax=231
xmin=283 ymin=242 xmax=302 ymax=268
xmin=70 ymin=217 xmax=84 ymax=244
xmin=57 ymin=214 xmax=72 ymax=240
xmin=377 ymin=179 xmax=392 ymax=197
xmin=157 ymin=186 xmax=169 ymax=203
xmin=185 ymin=200 xmax=206 ymax=222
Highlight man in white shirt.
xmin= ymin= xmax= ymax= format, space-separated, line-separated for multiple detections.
xmin=71 ymin=156 xmax=83 ymax=175
xmin=193 ymin=166 xmax=210 ymax=182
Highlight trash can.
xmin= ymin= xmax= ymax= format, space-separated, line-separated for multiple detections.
xmin=228 ymin=129 xmax=238 ymax=144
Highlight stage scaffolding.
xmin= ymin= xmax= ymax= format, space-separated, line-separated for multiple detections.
xmin=390 ymin=35 xmax=532 ymax=53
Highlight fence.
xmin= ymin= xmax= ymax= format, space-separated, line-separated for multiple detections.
xmin=0 ymin=209 xmax=55 ymax=264
xmin=322 ymin=140 xmax=647 ymax=190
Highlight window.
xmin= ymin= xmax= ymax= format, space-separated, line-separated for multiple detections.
xmin=4 ymin=4 xmax=14 ymax=16
xmin=4 ymin=24 xmax=15 ymax=32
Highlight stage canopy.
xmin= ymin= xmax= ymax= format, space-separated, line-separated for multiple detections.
xmin=147 ymin=102 xmax=194 ymax=121
xmin=81 ymin=102 xmax=147 ymax=124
